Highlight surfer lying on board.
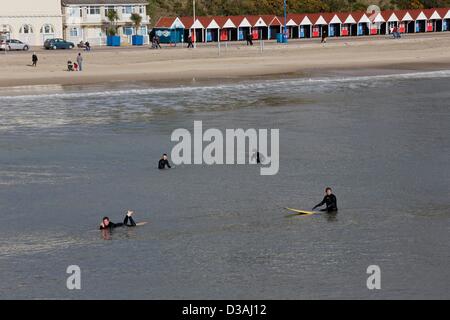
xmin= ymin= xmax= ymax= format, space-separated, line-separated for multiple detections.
xmin=312 ymin=187 xmax=338 ymax=212
xmin=100 ymin=210 xmax=137 ymax=230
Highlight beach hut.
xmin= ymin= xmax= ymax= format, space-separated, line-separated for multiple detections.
xmin=325 ymin=13 xmax=343 ymax=37
xmin=286 ymin=14 xmax=304 ymax=38
xmin=382 ymin=11 xmax=400 ymax=35
xmin=153 ymin=17 xmax=185 ymax=43
xmin=398 ymin=10 xmax=415 ymax=33
xmin=442 ymin=9 xmax=450 ymax=31
xmin=248 ymin=16 xmax=267 ymax=40
xmin=309 ymin=14 xmax=328 ymax=38
xmin=353 ymin=12 xmax=371 ymax=35
xmin=368 ymin=11 xmax=386 ymax=35
xmin=231 ymin=16 xmax=252 ymax=41
xmin=424 ymin=9 xmax=442 ymax=32
xmin=179 ymin=17 xmax=201 ymax=42
xmin=264 ymin=16 xmax=282 ymax=39
xmin=299 ymin=15 xmax=313 ymax=38
xmin=198 ymin=17 xmax=220 ymax=42
xmin=338 ymin=13 xmax=357 ymax=36
xmin=409 ymin=9 xmax=427 ymax=33
xmin=215 ymin=16 xmax=237 ymax=41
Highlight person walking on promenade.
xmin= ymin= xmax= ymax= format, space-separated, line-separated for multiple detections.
xmin=187 ymin=35 xmax=194 ymax=48
xmin=77 ymin=53 xmax=83 ymax=71
xmin=32 ymin=52 xmax=38 ymax=67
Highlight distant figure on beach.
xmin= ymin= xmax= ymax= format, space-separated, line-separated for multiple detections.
xmin=67 ymin=60 xmax=73 ymax=71
xmin=73 ymin=62 xmax=78 ymax=71
xmin=77 ymin=53 xmax=83 ymax=71
xmin=152 ymin=35 xmax=161 ymax=49
xmin=155 ymin=35 xmax=161 ymax=49
xmin=246 ymin=32 xmax=253 ymax=46
xmin=321 ymin=29 xmax=327 ymax=43
xmin=31 ymin=52 xmax=38 ymax=67
xmin=100 ymin=210 xmax=137 ymax=230
xmin=158 ymin=154 xmax=172 ymax=169
xmin=85 ymin=41 xmax=91 ymax=51
xmin=187 ymin=35 xmax=194 ymax=48
xmin=312 ymin=187 xmax=338 ymax=212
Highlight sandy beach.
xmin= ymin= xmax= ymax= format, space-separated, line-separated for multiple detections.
xmin=1 ymin=33 xmax=450 ymax=88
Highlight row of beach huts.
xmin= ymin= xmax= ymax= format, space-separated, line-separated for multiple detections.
xmin=153 ymin=8 xmax=450 ymax=43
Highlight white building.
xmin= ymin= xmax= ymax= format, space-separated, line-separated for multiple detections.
xmin=62 ymin=0 xmax=150 ymax=45
xmin=0 ymin=0 xmax=63 ymax=46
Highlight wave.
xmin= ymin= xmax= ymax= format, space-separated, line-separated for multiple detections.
xmin=2 ymin=69 xmax=450 ymax=101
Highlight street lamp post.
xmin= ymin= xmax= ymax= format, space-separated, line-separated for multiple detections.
xmin=193 ymin=0 xmax=196 ymax=48
xmin=284 ymin=0 xmax=287 ymax=42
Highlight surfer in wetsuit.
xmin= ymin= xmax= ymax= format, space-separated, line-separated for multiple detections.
xmin=313 ymin=187 xmax=338 ymax=212
xmin=158 ymin=154 xmax=171 ymax=169
xmin=99 ymin=210 xmax=137 ymax=230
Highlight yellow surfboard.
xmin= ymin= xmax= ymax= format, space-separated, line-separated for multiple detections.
xmin=284 ymin=208 xmax=318 ymax=216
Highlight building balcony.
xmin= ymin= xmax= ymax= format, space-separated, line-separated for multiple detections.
xmin=64 ymin=14 xmax=150 ymax=26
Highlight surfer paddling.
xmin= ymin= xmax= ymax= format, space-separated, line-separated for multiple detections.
xmin=313 ymin=187 xmax=338 ymax=212
xmin=158 ymin=154 xmax=172 ymax=169
xmin=100 ymin=210 xmax=137 ymax=230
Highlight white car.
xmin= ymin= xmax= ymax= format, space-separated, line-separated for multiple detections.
xmin=0 ymin=39 xmax=30 ymax=51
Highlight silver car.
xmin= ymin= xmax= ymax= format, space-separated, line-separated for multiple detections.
xmin=0 ymin=39 xmax=30 ymax=51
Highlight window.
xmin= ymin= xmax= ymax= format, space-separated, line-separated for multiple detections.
xmin=69 ymin=27 xmax=80 ymax=37
xmin=140 ymin=26 xmax=147 ymax=35
xmin=40 ymin=24 xmax=54 ymax=34
xmin=20 ymin=24 xmax=33 ymax=34
xmin=122 ymin=6 xmax=132 ymax=14
xmin=105 ymin=6 xmax=116 ymax=15
xmin=139 ymin=6 xmax=145 ymax=14
xmin=88 ymin=6 xmax=100 ymax=15
xmin=68 ymin=7 xmax=81 ymax=17
xmin=1 ymin=24 xmax=12 ymax=32
xmin=123 ymin=27 xmax=133 ymax=36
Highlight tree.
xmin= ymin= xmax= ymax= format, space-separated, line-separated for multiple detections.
xmin=106 ymin=9 xmax=119 ymax=36
xmin=130 ymin=13 xmax=143 ymax=35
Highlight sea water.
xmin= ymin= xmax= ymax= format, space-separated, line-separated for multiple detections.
xmin=0 ymin=71 xmax=449 ymax=299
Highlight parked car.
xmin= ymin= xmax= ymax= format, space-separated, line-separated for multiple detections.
xmin=44 ymin=38 xmax=75 ymax=50
xmin=0 ymin=39 xmax=30 ymax=51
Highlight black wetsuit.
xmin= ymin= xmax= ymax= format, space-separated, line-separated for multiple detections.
xmin=313 ymin=194 xmax=338 ymax=212
xmin=100 ymin=215 xmax=137 ymax=230
xmin=158 ymin=158 xmax=171 ymax=169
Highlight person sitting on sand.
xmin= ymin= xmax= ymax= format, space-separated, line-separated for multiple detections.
xmin=67 ymin=60 xmax=73 ymax=71
xmin=73 ymin=62 xmax=78 ymax=71
xmin=158 ymin=154 xmax=172 ymax=169
xmin=100 ymin=210 xmax=137 ymax=230
xmin=312 ymin=187 xmax=338 ymax=212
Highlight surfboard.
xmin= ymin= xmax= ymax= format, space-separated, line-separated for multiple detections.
xmin=93 ymin=221 xmax=148 ymax=231
xmin=284 ymin=208 xmax=318 ymax=216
